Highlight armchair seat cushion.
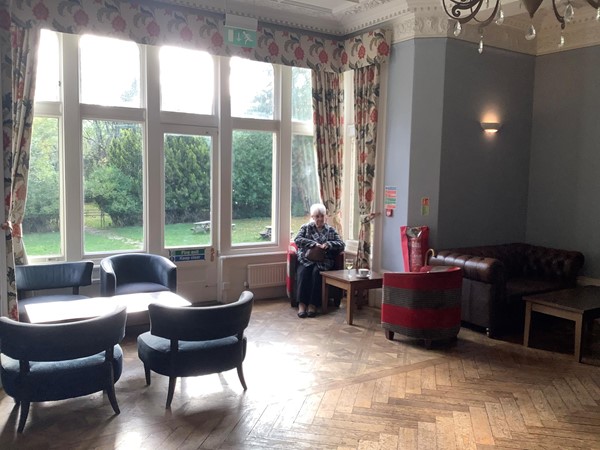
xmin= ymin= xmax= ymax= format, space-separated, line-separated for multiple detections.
xmin=1 ymin=346 xmax=123 ymax=402
xmin=115 ymin=282 xmax=170 ymax=296
xmin=138 ymin=333 xmax=246 ymax=378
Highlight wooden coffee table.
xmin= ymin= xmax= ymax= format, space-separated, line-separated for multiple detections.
xmin=321 ymin=270 xmax=383 ymax=325
xmin=523 ymin=286 xmax=600 ymax=362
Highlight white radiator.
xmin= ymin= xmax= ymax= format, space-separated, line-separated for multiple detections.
xmin=247 ymin=262 xmax=287 ymax=288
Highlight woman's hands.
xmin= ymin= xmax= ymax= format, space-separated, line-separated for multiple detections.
xmin=317 ymin=242 xmax=329 ymax=250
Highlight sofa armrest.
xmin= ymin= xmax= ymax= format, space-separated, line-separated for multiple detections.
xmin=430 ymin=251 xmax=505 ymax=285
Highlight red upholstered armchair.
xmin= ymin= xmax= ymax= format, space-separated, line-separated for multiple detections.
xmin=381 ymin=267 xmax=462 ymax=347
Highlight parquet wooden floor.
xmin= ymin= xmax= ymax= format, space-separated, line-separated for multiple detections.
xmin=1 ymin=299 xmax=600 ymax=449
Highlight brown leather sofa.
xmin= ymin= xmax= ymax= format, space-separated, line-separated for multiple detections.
xmin=429 ymin=243 xmax=584 ymax=338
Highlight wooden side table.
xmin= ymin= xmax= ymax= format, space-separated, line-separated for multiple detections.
xmin=523 ymin=286 xmax=600 ymax=362
xmin=321 ymin=270 xmax=383 ymax=325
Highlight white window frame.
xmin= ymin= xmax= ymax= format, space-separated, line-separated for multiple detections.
xmin=28 ymin=31 xmax=322 ymax=264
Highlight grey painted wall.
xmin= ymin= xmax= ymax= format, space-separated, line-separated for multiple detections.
xmin=437 ymin=40 xmax=535 ymax=248
xmin=382 ymin=39 xmax=446 ymax=272
xmin=382 ymin=39 xmax=416 ymax=272
xmin=527 ymin=46 xmax=600 ymax=278
xmin=382 ymin=38 xmax=535 ymax=271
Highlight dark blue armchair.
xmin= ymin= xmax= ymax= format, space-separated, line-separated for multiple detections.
xmin=137 ymin=291 xmax=254 ymax=408
xmin=0 ymin=306 xmax=127 ymax=433
xmin=15 ymin=260 xmax=94 ymax=322
xmin=100 ymin=253 xmax=177 ymax=297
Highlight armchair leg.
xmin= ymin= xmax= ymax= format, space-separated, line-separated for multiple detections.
xmin=166 ymin=377 xmax=177 ymax=409
xmin=144 ymin=365 xmax=151 ymax=385
xmin=106 ymin=384 xmax=121 ymax=415
xmin=17 ymin=401 xmax=30 ymax=433
xmin=237 ymin=364 xmax=248 ymax=390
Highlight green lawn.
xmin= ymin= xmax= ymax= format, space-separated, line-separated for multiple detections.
xmin=25 ymin=216 xmax=311 ymax=257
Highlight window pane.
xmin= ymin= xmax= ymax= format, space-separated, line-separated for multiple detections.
xmin=230 ymin=57 xmax=274 ymax=119
xmin=232 ymin=130 xmax=274 ymax=245
xmin=291 ymin=134 xmax=320 ymax=238
xmin=160 ymin=47 xmax=214 ymax=114
xmin=82 ymin=120 xmax=143 ymax=253
xmin=164 ymin=133 xmax=212 ymax=247
xmin=292 ymin=67 xmax=312 ymax=122
xmin=26 ymin=117 xmax=62 ymax=257
xmin=80 ymin=35 xmax=140 ymax=107
xmin=35 ymin=30 xmax=60 ymax=102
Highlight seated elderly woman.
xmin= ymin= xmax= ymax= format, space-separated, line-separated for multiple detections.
xmin=294 ymin=203 xmax=345 ymax=318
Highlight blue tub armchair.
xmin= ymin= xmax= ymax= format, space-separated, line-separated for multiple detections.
xmin=15 ymin=260 xmax=94 ymax=322
xmin=137 ymin=291 xmax=254 ymax=408
xmin=0 ymin=306 xmax=127 ymax=433
xmin=100 ymin=253 xmax=177 ymax=296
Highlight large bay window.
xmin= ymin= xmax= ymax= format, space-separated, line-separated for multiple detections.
xmin=27 ymin=30 xmax=324 ymax=261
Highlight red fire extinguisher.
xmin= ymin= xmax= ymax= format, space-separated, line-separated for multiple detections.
xmin=400 ymin=226 xmax=430 ymax=272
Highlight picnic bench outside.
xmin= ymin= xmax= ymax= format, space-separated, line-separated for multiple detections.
xmin=259 ymin=225 xmax=272 ymax=239
xmin=191 ymin=221 xmax=236 ymax=233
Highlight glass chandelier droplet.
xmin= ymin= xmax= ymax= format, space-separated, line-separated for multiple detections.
xmin=525 ymin=24 xmax=537 ymax=41
xmin=565 ymin=3 xmax=574 ymax=23
xmin=596 ymin=7 xmax=600 ymax=21
xmin=453 ymin=21 xmax=462 ymax=37
xmin=495 ymin=7 xmax=505 ymax=25
xmin=478 ymin=37 xmax=484 ymax=54
xmin=559 ymin=34 xmax=565 ymax=48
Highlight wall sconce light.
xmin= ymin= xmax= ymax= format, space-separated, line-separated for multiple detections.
xmin=481 ymin=122 xmax=501 ymax=134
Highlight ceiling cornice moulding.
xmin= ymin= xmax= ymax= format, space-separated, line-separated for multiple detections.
xmin=159 ymin=0 xmax=600 ymax=53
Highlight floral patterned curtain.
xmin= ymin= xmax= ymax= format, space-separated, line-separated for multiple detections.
xmin=354 ymin=64 xmax=381 ymax=269
xmin=8 ymin=1 xmax=390 ymax=74
xmin=312 ymin=70 xmax=344 ymax=235
xmin=1 ymin=22 xmax=39 ymax=319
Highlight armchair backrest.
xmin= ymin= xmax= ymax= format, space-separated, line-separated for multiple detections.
xmin=15 ymin=261 xmax=94 ymax=296
xmin=100 ymin=253 xmax=177 ymax=296
xmin=148 ymin=291 xmax=254 ymax=342
xmin=0 ymin=306 xmax=127 ymax=362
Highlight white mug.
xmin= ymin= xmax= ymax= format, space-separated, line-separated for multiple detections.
xmin=358 ymin=268 xmax=370 ymax=277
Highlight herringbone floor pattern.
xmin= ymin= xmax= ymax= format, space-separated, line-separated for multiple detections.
xmin=1 ymin=299 xmax=600 ymax=449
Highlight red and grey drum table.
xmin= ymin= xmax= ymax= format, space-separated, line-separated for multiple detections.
xmin=523 ymin=286 xmax=600 ymax=363
xmin=321 ymin=270 xmax=383 ymax=325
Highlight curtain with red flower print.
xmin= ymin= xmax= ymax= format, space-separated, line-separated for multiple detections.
xmin=312 ymin=70 xmax=344 ymax=235
xmin=354 ymin=65 xmax=380 ymax=269
xmin=1 ymin=22 xmax=39 ymax=319
xmin=8 ymin=1 xmax=389 ymax=74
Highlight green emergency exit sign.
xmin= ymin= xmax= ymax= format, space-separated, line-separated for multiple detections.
xmin=224 ymin=26 xmax=257 ymax=48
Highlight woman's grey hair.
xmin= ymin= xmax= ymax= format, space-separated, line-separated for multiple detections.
xmin=310 ymin=203 xmax=327 ymax=217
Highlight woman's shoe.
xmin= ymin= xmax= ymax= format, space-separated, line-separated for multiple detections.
xmin=298 ymin=303 xmax=307 ymax=318
xmin=307 ymin=305 xmax=317 ymax=318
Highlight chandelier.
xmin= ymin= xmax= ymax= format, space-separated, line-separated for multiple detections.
xmin=442 ymin=0 xmax=600 ymax=52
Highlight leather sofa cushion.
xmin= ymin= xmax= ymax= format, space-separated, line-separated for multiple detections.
xmin=506 ymin=277 xmax=567 ymax=302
